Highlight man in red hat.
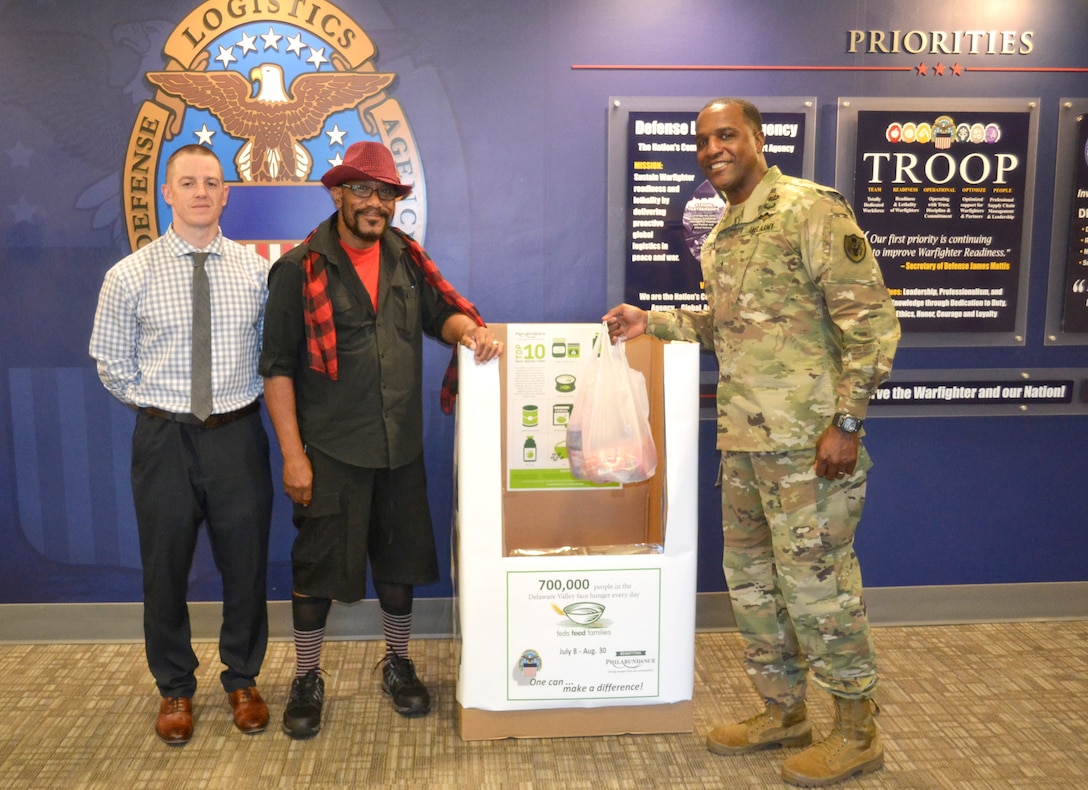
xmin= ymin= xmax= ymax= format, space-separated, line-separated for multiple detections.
xmin=260 ymin=141 xmax=503 ymax=738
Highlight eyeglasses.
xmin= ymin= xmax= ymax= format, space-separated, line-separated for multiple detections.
xmin=340 ymin=183 xmax=398 ymax=200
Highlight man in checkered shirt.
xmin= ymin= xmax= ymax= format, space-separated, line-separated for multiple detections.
xmin=90 ymin=144 xmax=273 ymax=746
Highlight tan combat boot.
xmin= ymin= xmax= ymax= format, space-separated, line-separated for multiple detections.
xmin=781 ymin=696 xmax=883 ymax=786
xmin=706 ymin=701 xmax=812 ymax=755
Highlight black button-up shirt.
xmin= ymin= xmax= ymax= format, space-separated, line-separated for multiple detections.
xmin=259 ymin=214 xmax=459 ymax=468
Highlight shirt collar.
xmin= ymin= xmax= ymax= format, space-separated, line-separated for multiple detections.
xmin=164 ymin=224 xmax=226 ymax=260
xmin=723 ymin=166 xmax=782 ymax=226
xmin=319 ymin=212 xmax=402 ymax=263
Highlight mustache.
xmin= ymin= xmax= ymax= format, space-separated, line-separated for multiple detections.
xmin=353 ymin=206 xmax=391 ymax=221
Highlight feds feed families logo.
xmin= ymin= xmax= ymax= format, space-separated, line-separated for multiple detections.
xmin=123 ymin=0 xmax=425 ymax=255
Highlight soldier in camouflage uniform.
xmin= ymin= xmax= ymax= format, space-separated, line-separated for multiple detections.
xmin=604 ymin=98 xmax=900 ymax=787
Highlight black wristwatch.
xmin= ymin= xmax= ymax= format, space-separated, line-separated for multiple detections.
xmin=832 ymin=413 xmax=863 ymax=433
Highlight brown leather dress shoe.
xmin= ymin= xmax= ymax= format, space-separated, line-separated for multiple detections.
xmin=228 ymin=687 xmax=269 ymax=734
xmin=156 ymin=696 xmax=193 ymax=744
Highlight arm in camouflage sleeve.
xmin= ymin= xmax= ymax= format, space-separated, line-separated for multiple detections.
xmin=802 ymin=196 xmax=901 ymax=420
xmin=645 ymin=307 xmax=717 ymax=351
xmin=604 ymin=302 xmax=715 ymax=350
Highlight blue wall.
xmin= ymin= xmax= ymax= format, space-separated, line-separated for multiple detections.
xmin=1 ymin=0 xmax=1085 ymax=604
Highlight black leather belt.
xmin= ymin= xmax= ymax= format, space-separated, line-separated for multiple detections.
xmin=139 ymin=401 xmax=259 ymax=428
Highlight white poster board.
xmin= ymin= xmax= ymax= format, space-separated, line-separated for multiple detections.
xmin=505 ymin=323 xmax=606 ymax=490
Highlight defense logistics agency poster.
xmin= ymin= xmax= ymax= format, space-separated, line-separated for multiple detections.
xmin=623 ymin=110 xmax=808 ymax=312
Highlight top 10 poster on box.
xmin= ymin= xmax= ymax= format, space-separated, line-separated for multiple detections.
xmin=852 ymin=108 xmax=1032 ymax=337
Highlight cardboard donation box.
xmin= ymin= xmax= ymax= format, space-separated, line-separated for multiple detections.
xmin=454 ymin=323 xmax=699 ymax=740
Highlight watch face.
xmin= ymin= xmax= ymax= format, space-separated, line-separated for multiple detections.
xmin=836 ymin=415 xmax=861 ymax=432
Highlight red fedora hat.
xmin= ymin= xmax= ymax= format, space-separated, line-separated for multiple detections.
xmin=320 ymin=141 xmax=413 ymax=196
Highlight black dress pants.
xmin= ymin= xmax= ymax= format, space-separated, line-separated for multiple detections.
xmin=131 ymin=410 xmax=272 ymax=698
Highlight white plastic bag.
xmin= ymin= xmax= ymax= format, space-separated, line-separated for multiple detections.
xmin=566 ymin=323 xmax=657 ymax=484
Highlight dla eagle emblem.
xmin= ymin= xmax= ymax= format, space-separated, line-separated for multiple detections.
xmin=145 ymin=66 xmax=393 ymax=182
xmin=123 ymin=0 xmax=425 ymax=256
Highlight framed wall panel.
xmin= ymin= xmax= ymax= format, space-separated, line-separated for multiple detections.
xmin=836 ymin=97 xmax=1040 ymax=348
xmin=606 ymin=96 xmax=816 ymax=309
xmin=1045 ymin=98 xmax=1088 ymax=345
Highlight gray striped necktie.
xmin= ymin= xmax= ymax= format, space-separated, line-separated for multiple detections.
xmin=190 ymin=252 xmax=213 ymax=422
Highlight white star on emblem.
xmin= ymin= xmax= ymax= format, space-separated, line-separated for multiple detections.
xmin=237 ymin=32 xmax=258 ymax=56
xmin=306 ymin=46 xmax=328 ymax=70
xmin=261 ymin=27 xmax=281 ymax=50
xmin=285 ymin=33 xmax=306 ymax=57
xmin=215 ymin=45 xmax=237 ymax=68
xmin=327 ymin=152 xmax=345 ymax=168
xmin=326 ymin=124 xmax=347 ymax=146
xmin=194 ymin=124 xmax=216 ymax=145
xmin=6 ymin=141 xmax=32 ymax=168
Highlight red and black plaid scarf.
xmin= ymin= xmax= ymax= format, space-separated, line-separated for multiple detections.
xmin=302 ymin=226 xmax=485 ymax=414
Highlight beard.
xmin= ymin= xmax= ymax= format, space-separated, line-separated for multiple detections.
xmin=341 ymin=204 xmax=390 ymax=245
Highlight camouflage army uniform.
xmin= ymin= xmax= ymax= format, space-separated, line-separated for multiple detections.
xmin=646 ymin=166 xmax=900 ymax=705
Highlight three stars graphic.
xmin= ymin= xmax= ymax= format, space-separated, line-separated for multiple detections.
xmin=916 ymin=61 xmax=965 ymax=77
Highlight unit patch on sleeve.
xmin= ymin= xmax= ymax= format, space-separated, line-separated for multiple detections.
xmin=844 ymin=233 xmax=868 ymax=263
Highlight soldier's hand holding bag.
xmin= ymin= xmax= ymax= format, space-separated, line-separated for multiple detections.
xmin=566 ymin=323 xmax=657 ymax=484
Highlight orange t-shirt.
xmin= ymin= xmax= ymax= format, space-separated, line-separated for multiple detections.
xmin=340 ymin=239 xmax=380 ymax=311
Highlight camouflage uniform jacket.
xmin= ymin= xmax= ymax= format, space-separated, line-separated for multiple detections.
xmin=646 ymin=167 xmax=900 ymax=452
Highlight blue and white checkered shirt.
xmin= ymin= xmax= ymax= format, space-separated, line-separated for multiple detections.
xmin=89 ymin=225 xmax=270 ymax=414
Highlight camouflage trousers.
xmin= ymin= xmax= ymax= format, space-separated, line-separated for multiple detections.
xmin=719 ymin=446 xmax=878 ymax=706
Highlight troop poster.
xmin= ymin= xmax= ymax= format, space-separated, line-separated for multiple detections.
xmin=1060 ymin=113 xmax=1088 ymax=333
xmin=623 ymin=110 xmax=807 ymax=312
xmin=853 ymin=108 xmax=1032 ymax=336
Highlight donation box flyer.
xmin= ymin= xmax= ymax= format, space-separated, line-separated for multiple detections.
xmin=505 ymin=323 xmax=607 ymax=490
xmin=506 ymin=568 xmax=662 ymax=701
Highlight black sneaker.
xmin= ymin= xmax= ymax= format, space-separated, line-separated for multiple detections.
xmin=283 ymin=669 xmax=324 ymax=739
xmin=380 ymin=654 xmax=431 ymax=716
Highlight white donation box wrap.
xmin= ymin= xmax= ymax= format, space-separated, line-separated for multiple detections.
xmin=453 ymin=324 xmax=699 ymax=740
